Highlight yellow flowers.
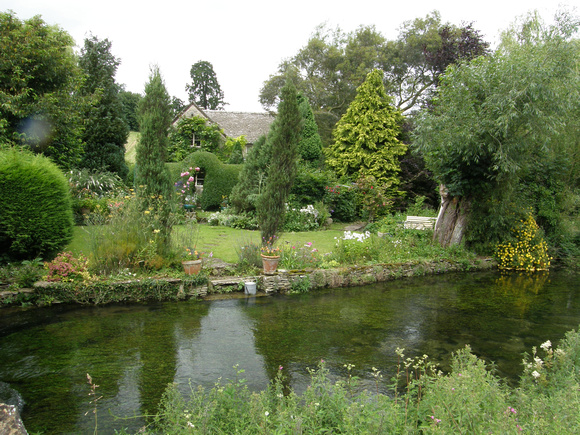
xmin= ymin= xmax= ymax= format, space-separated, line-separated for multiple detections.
xmin=495 ymin=213 xmax=551 ymax=272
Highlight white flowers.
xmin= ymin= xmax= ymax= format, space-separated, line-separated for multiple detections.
xmin=540 ymin=340 xmax=552 ymax=352
xmin=340 ymin=230 xmax=371 ymax=243
xmin=532 ymin=370 xmax=541 ymax=379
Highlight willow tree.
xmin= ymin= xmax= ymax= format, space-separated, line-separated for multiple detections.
xmin=325 ymin=69 xmax=406 ymax=190
xmin=413 ymin=11 xmax=579 ymax=250
xmin=257 ymin=80 xmax=302 ymax=245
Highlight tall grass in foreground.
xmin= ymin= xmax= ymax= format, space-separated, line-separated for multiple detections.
xmin=131 ymin=326 xmax=580 ymax=434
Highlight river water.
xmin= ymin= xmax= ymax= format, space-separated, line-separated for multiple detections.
xmin=0 ymin=270 xmax=578 ymax=433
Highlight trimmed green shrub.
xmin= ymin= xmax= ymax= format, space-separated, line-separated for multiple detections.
xmin=174 ymin=151 xmax=242 ymax=210
xmin=0 ymin=148 xmax=74 ymax=261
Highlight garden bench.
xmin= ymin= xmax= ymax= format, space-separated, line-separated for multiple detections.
xmin=403 ymin=216 xmax=437 ymax=230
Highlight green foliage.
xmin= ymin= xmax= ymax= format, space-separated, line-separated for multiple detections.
xmin=135 ymin=66 xmax=175 ymax=250
xmin=281 ymin=242 xmax=321 ymax=270
xmin=290 ymin=275 xmax=312 ymax=293
xmin=0 ymin=11 xmax=84 ymax=169
xmin=78 ymin=35 xmax=129 ymax=179
xmin=414 ymin=12 xmax=579 ymax=254
xmin=0 ymin=148 xmax=74 ymax=261
xmin=167 ymin=116 xmax=224 ymax=161
xmin=290 ymin=163 xmax=333 ymax=206
xmin=225 ymin=136 xmax=246 ymax=164
xmin=83 ymin=192 xmax=179 ymax=274
xmin=355 ymin=174 xmax=393 ymax=221
xmin=174 ymin=151 xmax=242 ymax=210
xmin=118 ymin=90 xmax=142 ymax=131
xmin=324 ymin=183 xmax=359 ymax=222
xmin=257 ymin=80 xmax=302 ymax=244
xmin=326 ymin=69 xmax=407 ymax=189
xmin=230 ymin=135 xmax=270 ymax=212
xmin=186 ymin=60 xmax=226 ymax=109
xmin=260 ymin=14 xmax=490 ymax=120
xmin=297 ymin=94 xmax=322 ymax=162
xmin=283 ymin=205 xmax=320 ymax=232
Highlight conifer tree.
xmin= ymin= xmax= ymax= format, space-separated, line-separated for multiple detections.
xmin=135 ymin=66 xmax=174 ymax=249
xmin=257 ymin=80 xmax=302 ymax=245
xmin=325 ymin=69 xmax=406 ymax=187
xmin=79 ymin=36 xmax=129 ymax=178
xmin=297 ymin=94 xmax=323 ymax=163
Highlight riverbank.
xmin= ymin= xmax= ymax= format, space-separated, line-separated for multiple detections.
xmin=1 ymin=257 xmax=494 ymax=307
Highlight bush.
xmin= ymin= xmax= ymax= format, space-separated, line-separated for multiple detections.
xmin=283 ymin=204 xmax=320 ymax=232
xmin=324 ymin=182 xmax=358 ymax=222
xmin=171 ymin=152 xmax=242 ymax=211
xmin=290 ymin=165 xmax=333 ymax=206
xmin=0 ymin=148 xmax=74 ymax=261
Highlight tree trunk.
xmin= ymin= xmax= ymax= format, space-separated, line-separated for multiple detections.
xmin=433 ymin=185 xmax=471 ymax=247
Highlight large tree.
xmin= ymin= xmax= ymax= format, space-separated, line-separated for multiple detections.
xmin=325 ymin=69 xmax=406 ymax=189
xmin=79 ymin=35 xmax=129 ymax=178
xmin=260 ymin=14 xmax=489 ymax=117
xmin=186 ymin=61 xmax=226 ymax=110
xmin=135 ymin=66 xmax=174 ymax=249
xmin=119 ymin=89 xmax=142 ymax=131
xmin=257 ymin=80 xmax=302 ymax=244
xmin=0 ymin=11 xmax=84 ymax=169
xmin=413 ymin=11 xmax=579 ymax=251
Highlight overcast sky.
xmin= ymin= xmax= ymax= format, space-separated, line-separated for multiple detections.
xmin=5 ymin=1 xmax=575 ymax=112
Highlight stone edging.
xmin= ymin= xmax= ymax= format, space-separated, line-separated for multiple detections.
xmin=1 ymin=258 xmax=494 ymax=306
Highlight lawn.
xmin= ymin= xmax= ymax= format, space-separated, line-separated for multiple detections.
xmin=124 ymin=131 xmax=140 ymax=165
xmin=67 ymin=222 xmax=353 ymax=264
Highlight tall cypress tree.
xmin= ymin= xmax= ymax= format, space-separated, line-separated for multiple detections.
xmin=257 ymin=80 xmax=302 ymax=245
xmin=135 ymin=66 xmax=174 ymax=249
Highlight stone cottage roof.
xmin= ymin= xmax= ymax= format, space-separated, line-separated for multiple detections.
xmin=173 ymin=102 xmax=274 ymax=143
xmin=205 ymin=111 xmax=274 ymax=143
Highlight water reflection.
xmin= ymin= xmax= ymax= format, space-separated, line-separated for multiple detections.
xmin=174 ymin=300 xmax=269 ymax=392
xmin=0 ymin=270 xmax=577 ymax=433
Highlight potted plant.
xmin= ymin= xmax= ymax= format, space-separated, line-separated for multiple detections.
xmin=182 ymin=247 xmax=204 ymax=275
xmin=260 ymin=237 xmax=281 ymax=275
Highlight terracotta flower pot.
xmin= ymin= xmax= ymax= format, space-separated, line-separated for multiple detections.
xmin=261 ymin=254 xmax=280 ymax=275
xmin=182 ymin=259 xmax=202 ymax=275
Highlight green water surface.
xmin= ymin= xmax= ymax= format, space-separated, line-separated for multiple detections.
xmin=0 ymin=270 xmax=578 ymax=433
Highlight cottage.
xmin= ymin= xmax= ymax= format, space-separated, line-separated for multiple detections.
xmin=173 ymin=102 xmax=274 ymax=155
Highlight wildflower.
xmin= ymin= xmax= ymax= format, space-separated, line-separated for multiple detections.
xmin=265 ymin=411 xmax=269 ymax=417
xmin=279 ymin=365 xmax=283 ymax=370
xmin=532 ymin=370 xmax=541 ymax=379
xmin=153 ymin=229 xmax=160 ymax=234
xmin=540 ymin=340 xmax=552 ymax=352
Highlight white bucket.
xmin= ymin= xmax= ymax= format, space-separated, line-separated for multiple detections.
xmin=245 ymin=281 xmax=257 ymax=295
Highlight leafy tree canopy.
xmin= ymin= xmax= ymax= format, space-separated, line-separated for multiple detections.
xmin=414 ymin=11 xmax=579 ymax=197
xmin=0 ymin=11 xmax=84 ymax=169
xmin=413 ymin=10 xmax=579 ymax=252
xmin=259 ymin=12 xmax=490 ymax=120
xmin=186 ymin=61 xmax=226 ymax=110
xmin=326 ymin=69 xmax=406 ymax=188
xmin=119 ymin=89 xmax=142 ymax=131
xmin=78 ymin=35 xmax=129 ymax=178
